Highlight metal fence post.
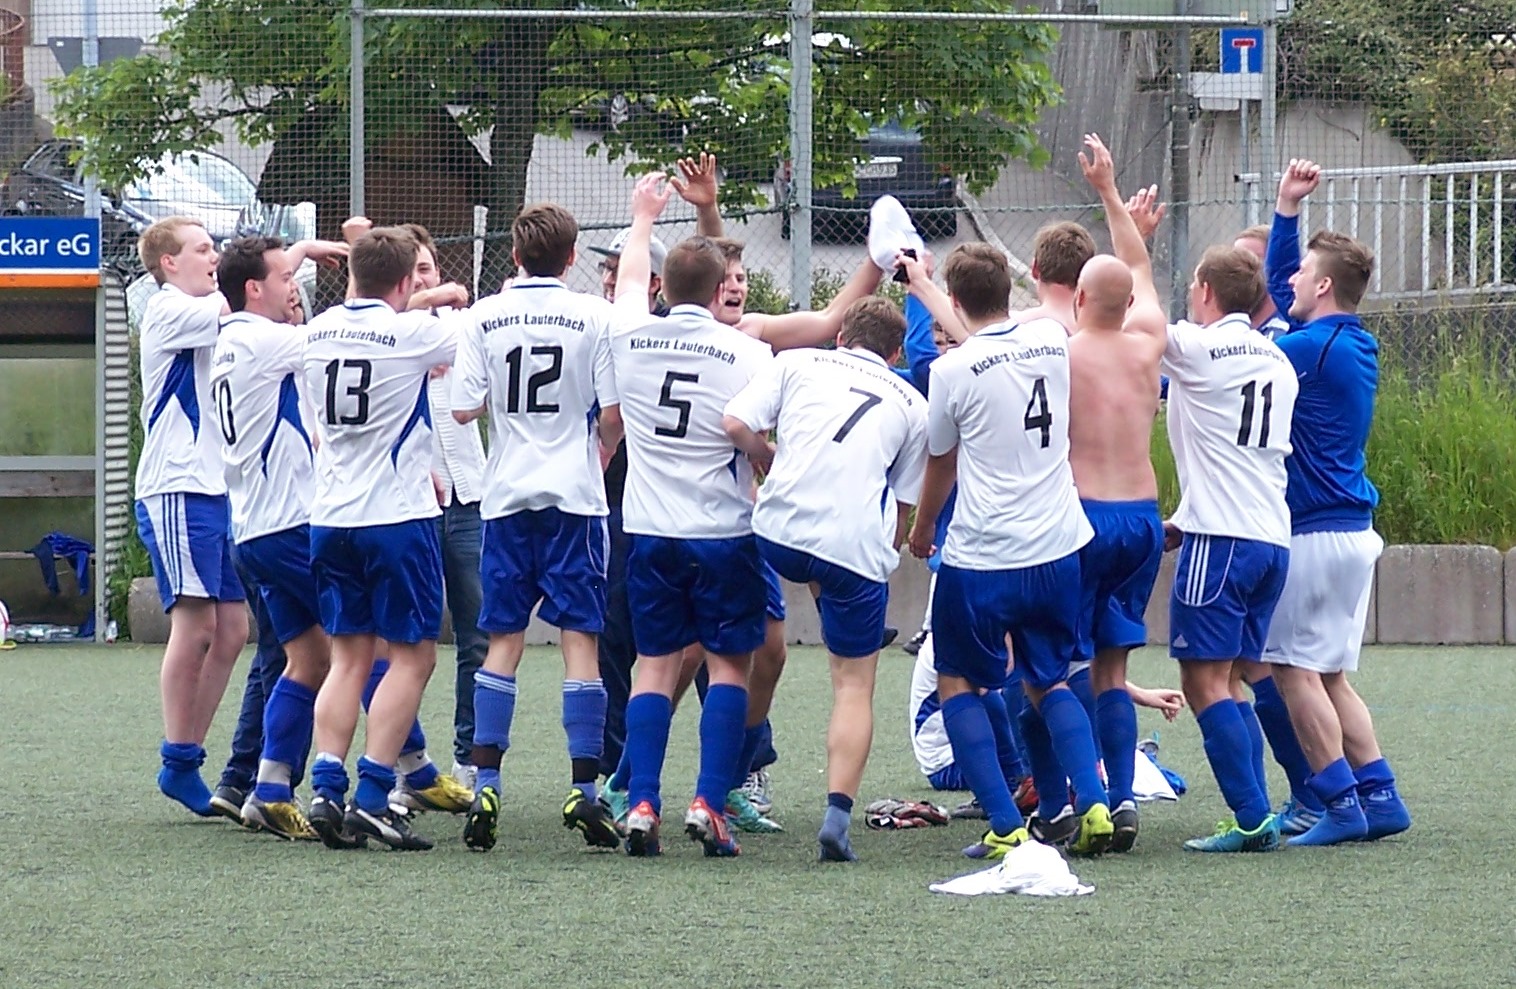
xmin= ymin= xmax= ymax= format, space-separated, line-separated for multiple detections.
xmin=1169 ymin=0 xmax=1192 ymax=319
xmin=1260 ymin=20 xmax=1278 ymax=216
xmin=788 ymin=0 xmax=813 ymax=309
xmin=350 ymin=0 xmax=366 ymax=218
xmin=82 ymin=0 xmax=100 ymax=220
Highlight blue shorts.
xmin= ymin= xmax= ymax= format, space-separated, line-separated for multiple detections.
xmin=310 ymin=519 xmax=444 ymax=645
xmin=762 ymin=560 xmax=787 ymax=622
xmin=931 ymin=554 xmax=1084 ymax=692
xmin=756 ymin=537 xmax=886 ymax=658
xmin=1170 ymin=533 xmax=1289 ymax=662
xmin=135 ymin=493 xmax=245 ymax=610
xmin=626 ymin=534 xmax=767 ymax=658
xmin=478 ymin=509 xmax=607 ymax=635
xmin=1080 ymin=499 xmax=1164 ymax=653
xmin=234 ymin=525 xmax=320 ymax=644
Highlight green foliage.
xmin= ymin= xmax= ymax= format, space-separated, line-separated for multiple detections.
xmin=50 ymin=0 xmax=1060 ymax=286
xmin=743 ymin=267 xmax=791 ymax=317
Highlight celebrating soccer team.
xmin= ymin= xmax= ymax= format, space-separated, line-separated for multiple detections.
xmin=131 ymin=132 xmax=1410 ymax=864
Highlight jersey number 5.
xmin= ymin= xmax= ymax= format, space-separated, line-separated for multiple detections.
xmin=323 ymin=358 xmax=372 ymax=426
xmin=1236 ymin=379 xmax=1274 ymax=447
xmin=655 ymin=371 xmax=699 ymax=438
xmin=1023 ymin=377 xmax=1052 ymax=448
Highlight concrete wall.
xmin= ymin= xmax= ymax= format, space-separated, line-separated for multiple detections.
xmin=126 ymin=546 xmax=1516 ymax=647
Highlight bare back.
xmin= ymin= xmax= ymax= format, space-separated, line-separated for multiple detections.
xmin=1068 ymin=325 xmax=1162 ymax=501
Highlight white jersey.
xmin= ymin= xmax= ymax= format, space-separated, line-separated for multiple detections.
xmin=926 ymin=317 xmax=1092 ymax=570
xmin=302 ymin=299 xmax=457 ymax=528
xmin=135 ymin=284 xmax=229 ymax=499
xmin=725 ymin=347 xmax=928 ymax=583
xmin=909 ymin=635 xmax=953 ymax=776
xmin=612 ymin=304 xmax=774 ymax=539
xmin=452 ymin=276 xmax=621 ymax=520
xmin=1162 ymin=314 xmax=1297 ymax=547
xmin=211 ymin=312 xmax=315 ymax=542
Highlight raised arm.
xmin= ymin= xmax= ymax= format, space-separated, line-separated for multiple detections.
xmin=614 ymin=172 xmax=673 ymax=311
xmin=1079 ymin=133 xmax=1167 ymax=338
xmin=1270 ymin=158 xmax=1321 ymax=317
xmin=673 ymin=152 xmax=724 ymax=238
xmin=737 ymin=256 xmax=884 ymax=351
xmin=902 ymin=293 xmax=937 ymax=394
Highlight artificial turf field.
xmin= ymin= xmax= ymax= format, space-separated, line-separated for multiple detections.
xmin=4 ymin=644 xmax=1513 ymax=989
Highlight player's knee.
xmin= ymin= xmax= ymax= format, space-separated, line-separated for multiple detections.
xmin=285 ymin=629 xmax=331 ymax=687
xmin=168 ymin=601 xmax=217 ymax=650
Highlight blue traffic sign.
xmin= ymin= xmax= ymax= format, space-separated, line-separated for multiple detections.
xmin=0 ymin=216 xmax=101 ymax=272
xmin=1220 ymin=27 xmax=1265 ymax=74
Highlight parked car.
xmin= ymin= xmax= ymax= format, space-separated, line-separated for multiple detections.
xmin=774 ymin=122 xmax=959 ymax=244
xmin=0 ymin=140 xmax=266 ymax=263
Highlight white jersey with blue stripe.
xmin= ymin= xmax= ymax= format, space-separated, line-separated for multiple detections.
xmin=135 ymin=284 xmax=229 ymax=499
xmin=302 ymin=299 xmax=458 ymax=528
xmin=909 ymin=636 xmax=953 ymax=775
xmin=211 ymin=311 xmax=315 ymax=542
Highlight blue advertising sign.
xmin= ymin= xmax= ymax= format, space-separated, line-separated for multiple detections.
xmin=0 ymin=216 xmax=102 ymax=278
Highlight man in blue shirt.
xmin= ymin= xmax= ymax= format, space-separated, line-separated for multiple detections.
xmin=1261 ymin=158 xmax=1412 ymax=846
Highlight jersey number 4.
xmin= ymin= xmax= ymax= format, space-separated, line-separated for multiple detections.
xmin=1236 ymin=379 xmax=1274 ymax=447
xmin=1023 ymin=377 xmax=1052 ymax=449
xmin=323 ymin=358 xmax=372 ymax=426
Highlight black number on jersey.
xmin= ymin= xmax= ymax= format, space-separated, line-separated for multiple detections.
xmin=502 ymin=344 xmax=564 ymax=413
xmin=1023 ymin=376 xmax=1052 ymax=448
xmin=655 ymin=371 xmax=699 ymax=438
xmin=214 ymin=379 xmax=236 ymax=445
xmin=832 ymin=387 xmax=883 ymax=442
xmin=1236 ymin=379 xmax=1274 ymax=447
xmin=323 ymin=358 xmax=372 ymax=426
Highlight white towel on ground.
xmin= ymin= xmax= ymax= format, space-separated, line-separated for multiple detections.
xmin=1132 ymin=745 xmax=1179 ymax=802
xmin=928 ymin=840 xmax=1095 ymax=897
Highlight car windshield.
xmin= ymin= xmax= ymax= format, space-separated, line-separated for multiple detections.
xmin=124 ymin=153 xmax=256 ymax=209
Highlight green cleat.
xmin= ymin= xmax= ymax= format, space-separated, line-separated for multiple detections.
xmin=463 ymin=785 xmax=500 ymax=852
xmin=1069 ymin=802 xmax=1115 ymax=857
xmin=962 ymin=826 xmax=1031 ymax=860
xmin=1184 ymin=813 xmax=1282 ymax=853
xmin=725 ymin=789 xmax=784 ymax=833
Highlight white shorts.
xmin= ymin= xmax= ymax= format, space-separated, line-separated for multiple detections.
xmin=1262 ymin=528 xmax=1382 ymax=674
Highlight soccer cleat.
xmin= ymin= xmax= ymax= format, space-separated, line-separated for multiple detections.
xmin=1361 ymin=787 xmax=1412 ymax=841
xmin=624 ymin=800 xmax=663 ymax=857
xmin=463 ymin=785 xmax=500 ymax=852
xmin=685 ymin=797 xmax=741 ymax=857
xmin=242 ymin=795 xmax=319 ymax=841
xmin=346 ymin=803 xmax=434 ymax=851
xmin=740 ymin=769 xmax=773 ymax=815
xmin=308 ymin=795 xmax=367 ymax=850
xmin=564 ymin=788 xmax=622 ymax=849
xmin=1028 ymin=805 xmax=1079 ymax=847
xmin=726 ymin=789 xmax=784 ymax=833
xmin=600 ymin=784 xmax=631 ymax=827
xmin=1110 ymin=800 xmax=1140 ymax=853
xmin=1183 ymin=814 xmax=1282 ymax=853
xmin=396 ymin=772 xmax=473 ymax=814
xmin=1277 ymin=796 xmax=1323 ymax=836
xmin=902 ymin=628 xmax=928 ymax=655
xmin=1012 ymin=777 xmax=1039 ymax=817
xmin=1069 ymin=802 xmax=1116 ymax=857
xmin=962 ymin=826 xmax=1031 ymax=860
xmin=209 ymin=785 xmax=247 ymax=825
xmin=950 ymin=798 xmax=987 ymax=820
xmin=1287 ymin=797 xmax=1368 ymax=847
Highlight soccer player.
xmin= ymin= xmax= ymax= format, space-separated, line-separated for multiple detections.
xmin=134 ymin=217 xmax=250 ymax=817
xmin=1164 ymin=245 xmax=1299 ymax=853
xmin=1260 ymin=158 xmax=1412 ymax=845
xmin=904 ymin=242 xmax=1112 ymax=860
xmin=1233 ymin=225 xmax=1293 ymax=339
xmin=612 ymin=236 xmax=775 ymax=858
xmin=724 ymin=296 xmax=928 ymax=861
xmin=302 ymin=227 xmax=457 ymax=850
xmin=1056 ymin=134 xmax=1170 ymax=851
xmin=211 ymin=234 xmax=342 ymax=839
xmin=452 ymin=188 xmax=652 ymax=853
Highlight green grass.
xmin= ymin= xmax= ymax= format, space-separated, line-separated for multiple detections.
xmin=2 ymin=644 xmax=1512 ymax=988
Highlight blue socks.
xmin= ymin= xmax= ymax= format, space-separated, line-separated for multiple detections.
xmin=626 ymin=693 xmax=674 ymax=815
xmin=1289 ymin=756 xmax=1367 ymax=846
xmin=1096 ymin=688 xmax=1138 ymax=807
xmin=1039 ymin=688 xmax=1109 ymax=814
xmin=354 ymin=755 xmax=397 ymax=813
xmin=1067 ymin=666 xmax=1101 ymax=762
xmin=363 ymin=658 xmax=428 ymax=756
xmin=1251 ymin=675 xmax=1323 ymax=811
xmin=253 ymin=677 xmax=316 ymax=803
xmin=311 ymin=752 xmax=349 ymax=803
xmin=1356 ymin=757 xmax=1412 ymax=840
xmin=733 ymin=723 xmax=768 ymax=794
xmin=563 ymin=678 xmax=607 ymax=802
xmin=696 ymin=684 xmax=747 ymax=809
xmin=819 ymin=792 xmax=857 ymax=862
xmin=942 ymin=692 xmax=1023 ymax=836
xmin=980 ymin=689 xmax=1026 ymax=784
xmin=1018 ymin=701 xmax=1068 ymax=819
xmin=1195 ymin=699 xmax=1270 ymax=831
xmin=158 ymin=740 xmax=215 ymax=816
xmin=472 ymin=670 xmax=517 ymax=795
xmin=1236 ymin=700 xmax=1271 ymax=808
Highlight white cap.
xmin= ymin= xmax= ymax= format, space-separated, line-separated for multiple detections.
xmin=868 ymin=195 xmax=925 ymax=274
xmin=591 ymin=227 xmax=669 ymax=276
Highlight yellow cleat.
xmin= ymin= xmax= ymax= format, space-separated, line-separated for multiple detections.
xmin=1069 ymin=802 xmax=1115 ymax=857
xmin=242 ymin=796 xmax=319 ymax=841
xmin=398 ymin=772 xmax=474 ymax=814
xmin=963 ymin=825 xmax=1031 ymax=860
